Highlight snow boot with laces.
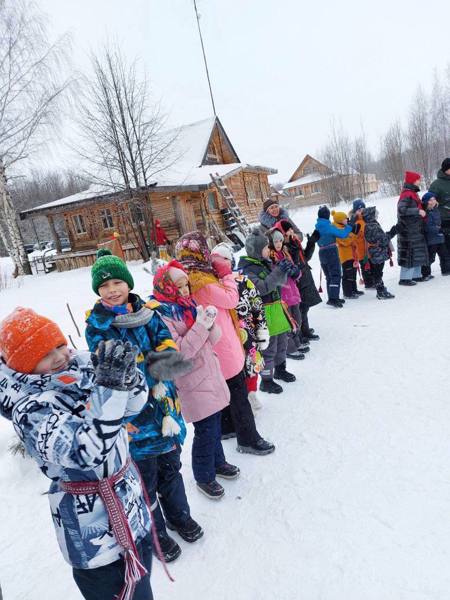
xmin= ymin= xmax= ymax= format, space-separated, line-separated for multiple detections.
xmin=166 ymin=517 xmax=204 ymax=542
xmin=376 ymin=287 xmax=395 ymax=300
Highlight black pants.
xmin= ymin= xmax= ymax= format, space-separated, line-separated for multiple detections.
xmin=422 ymin=243 xmax=450 ymax=276
xmin=370 ymin=261 xmax=385 ymax=290
xmin=360 ymin=260 xmax=374 ymax=287
xmin=192 ymin=411 xmax=226 ymax=483
xmin=319 ymin=246 xmax=341 ymax=300
xmin=287 ymin=303 xmax=302 ymax=352
xmin=136 ymin=447 xmax=191 ymax=538
xmin=221 ymin=370 xmax=260 ymax=446
xmin=73 ymin=535 xmax=153 ymax=600
xmin=300 ymin=303 xmax=312 ymax=336
xmin=342 ymin=259 xmax=358 ymax=296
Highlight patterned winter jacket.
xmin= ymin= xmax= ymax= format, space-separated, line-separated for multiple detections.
xmin=234 ymin=273 xmax=269 ymax=378
xmin=362 ymin=207 xmax=392 ymax=264
xmin=0 ymin=352 xmax=151 ymax=570
xmin=85 ymin=294 xmax=186 ymax=459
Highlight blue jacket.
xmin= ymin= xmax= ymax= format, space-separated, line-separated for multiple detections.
xmin=0 ymin=352 xmax=151 ymax=569
xmin=315 ymin=218 xmax=352 ymax=247
xmin=85 ymin=294 xmax=186 ymax=459
xmin=424 ymin=206 xmax=445 ymax=246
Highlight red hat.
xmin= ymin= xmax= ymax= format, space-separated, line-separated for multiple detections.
xmin=404 ymin=171 xmax=421 ymax=185
xmin=0 ymin=308 xmax=67 ymax=373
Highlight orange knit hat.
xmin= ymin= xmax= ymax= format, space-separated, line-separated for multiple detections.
xmin=0 ymin=308 xmax=67 ymax=373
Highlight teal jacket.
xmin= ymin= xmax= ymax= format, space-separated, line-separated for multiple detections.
xmin=85 ymin=293 xmax=186 ymax=459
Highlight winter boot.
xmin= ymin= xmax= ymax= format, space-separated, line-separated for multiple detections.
xmin=286 ymin=350 xmax=305 ymax=360
xmin=166 ymin=517 xmax=204 ymax=543
xmin=303 ymin=329 xmax=320 ymax=340
xmin=274 ymin=362 xmax=296 ymax=383
xmin=237 ymin=438 xmax=275 ymax=456
xmin=420 ymin=274 xmax=434 ymax=281
xmin=260 ymin=378 xmax=283 ymax=394
xmin=156 ymin=534 xmax=182 ymax=563
xmin=297 ymin=341 xmax=310 ymax=352
xmin=216 ymin=462 xmax=241 ymax=480
xmin=248 ymin=391 xmax=263 ymax=412
xmin=343 ymin=292 xmax=360 ymax=299
xmin=327 ymin=299 xmax=343 ymax=308
xmin=376 ymin=287 xmax=395 ymax=300
xmin=399 ymin=279 xmax=417 ymax=286
xmin=355 ymin=290 xmax=365 ymax=295
xmin=221 ymin=432 xmax=237 ymax=440
xmin=196 ymin=480 xmax=225 ymax=500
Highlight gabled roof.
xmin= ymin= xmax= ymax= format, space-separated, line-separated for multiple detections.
xmin=288 ymin=154 xmax=331 ymax=182
xmin=20 ymin=116 xmax=276 ymax=218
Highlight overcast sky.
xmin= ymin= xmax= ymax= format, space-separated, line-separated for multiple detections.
xmin=38 ymin=0 xmax=449 ymax=181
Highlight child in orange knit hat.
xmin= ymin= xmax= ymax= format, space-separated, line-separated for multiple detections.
xmin=0 ymin=308 xmax=154 ymax=600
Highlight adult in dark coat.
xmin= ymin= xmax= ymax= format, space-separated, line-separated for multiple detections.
xmin=259 ymin=198 xmax=302 ymax=238
xmin=396 ymin=171 xmax=429 ymax=285
xmin=420 ymin=192 xmax=450 ymax=277
xmin=428 ymin=157 xmax=450 ymax=268
xmin=274 ymin=219 xmax=321 ymax=340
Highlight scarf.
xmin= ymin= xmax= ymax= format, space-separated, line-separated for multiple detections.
xmin=174 ymin=231 xmax=214 ymax=274
xmin=153 ymin=260 xmax=197 ymax=329
xmin=101 ymin=299 xmax=133 ymax=315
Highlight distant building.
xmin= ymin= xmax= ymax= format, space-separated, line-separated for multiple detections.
xmin=282 ymin=154 xmax=378 ymax=207
xmin=20 ymin=116 xmax=276 ymax=271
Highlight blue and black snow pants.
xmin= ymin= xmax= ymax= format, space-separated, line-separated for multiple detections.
xmin=319 ymin=245 xmax=342 ymax=301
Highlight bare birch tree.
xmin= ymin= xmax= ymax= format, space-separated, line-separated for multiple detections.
xmin=0 ymin=0 xmax=71 ymax=275
xmin=76 ymin=46 xmax=179 ymax=260
xmin=407 ymin=86 xmax=433 ymax=186
xmin=380 ymin=121 xmax=405 ymax=194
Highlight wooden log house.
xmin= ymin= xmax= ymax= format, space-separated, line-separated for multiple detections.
xmin=20 ymin=116 xmax=277 ymax=272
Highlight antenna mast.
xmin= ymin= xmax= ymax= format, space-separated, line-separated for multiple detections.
xmin=192 ymin=0 xmax=217 ymax=117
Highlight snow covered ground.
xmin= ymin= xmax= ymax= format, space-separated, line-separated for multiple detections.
xmin=1 ymin=195 xmax=450 ymax=600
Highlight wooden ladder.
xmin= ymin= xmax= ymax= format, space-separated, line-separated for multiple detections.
xmin=210 ymin=173 xmax=250 ymax=237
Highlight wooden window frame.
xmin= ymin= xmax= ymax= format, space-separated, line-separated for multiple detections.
xmin=100 ymin=208 xmax=114 ymax=229
xmin=72 ymin=214 xmax=87 ymax=235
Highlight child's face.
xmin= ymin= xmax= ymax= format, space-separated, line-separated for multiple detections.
xmin=33 ymin=345 xmax=71 ymax=375
xmin=267 ymin=204 xmax=280 ymax=217
xmin=341 ymin=218 xmax=348 ymax=226
xmin=98 ymin=279 xmax=130 ymax=305
xmin=175 ymin=276 xmax=190 ymax=298
xmin=427 ymin=198 xmax=438 ymax=209
xmin=274 ymin=239 xmax=283 ymax=252
xmin=262 ymin=245 xmax=270 ymax=259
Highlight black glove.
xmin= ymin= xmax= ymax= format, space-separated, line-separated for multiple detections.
xmin=92 ymin=340 xmax=139 ymax=391
xmin=278 ymin=258 xmax=292 ymax=273
xmin=351 ymin=223 xmax=361 ymax=235
xmin=146 ymin=351 xmax=193 ymax=380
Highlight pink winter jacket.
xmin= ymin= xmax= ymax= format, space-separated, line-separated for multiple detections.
xmin=161 ymin=318 xmax=230 ymax=423
xmin=192 ymin=274 xmax=245 ymax=381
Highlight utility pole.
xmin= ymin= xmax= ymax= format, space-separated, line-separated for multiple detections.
xmin=192 ymin=0 xmax=217 ymax=117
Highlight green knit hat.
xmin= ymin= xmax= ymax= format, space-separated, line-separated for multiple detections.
xmin=91 ymin=249 xmax=134 ymax=295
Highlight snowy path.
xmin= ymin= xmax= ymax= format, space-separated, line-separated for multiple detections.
xmin=1 ymin=197 xmax=450 ymax=599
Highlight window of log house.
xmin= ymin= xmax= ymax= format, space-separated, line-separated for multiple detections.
xmin=72 ymin=214 xmax=87 ymax=235
xmin=130 ymin=205 xmax=145 ymax=224
xmin=207 ymin=191 xmax=219 ymax=211
xmin=100 ymin=208 xmax=114 ymax=229
xmin=206 ymin=141 xmax=220 ymax=163
xmin=247 ymin=180 xmax=258 ymax=204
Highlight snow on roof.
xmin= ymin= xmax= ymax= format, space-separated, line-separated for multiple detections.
xmin=29 ymin=184 xmax=113 ymax=211
xmin=283 ymin=172 xmax=332 ymax=190
xmin=22 ymin=116 xmax=275 ymax=215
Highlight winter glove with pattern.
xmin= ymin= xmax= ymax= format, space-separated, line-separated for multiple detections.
xmin=195 ymin=305 xmax=217 ymax=330
xmin=92 ymin=339 xmax=139 ymax=391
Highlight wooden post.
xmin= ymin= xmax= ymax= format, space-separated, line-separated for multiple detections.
xmin=47 ymin=215 xmax=62 ymax=253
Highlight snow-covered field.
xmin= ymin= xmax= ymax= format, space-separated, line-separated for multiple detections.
xmin=1 ymin=195 xmax=450 ymax=600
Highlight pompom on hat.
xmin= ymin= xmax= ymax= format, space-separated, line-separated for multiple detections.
xmin=331 ymin=210 xmax=348 ymax=224
xmin=0 ymin=308 xmax=67 ymax=373
xmin=91 ymin=248 xmax=134 ymax=295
